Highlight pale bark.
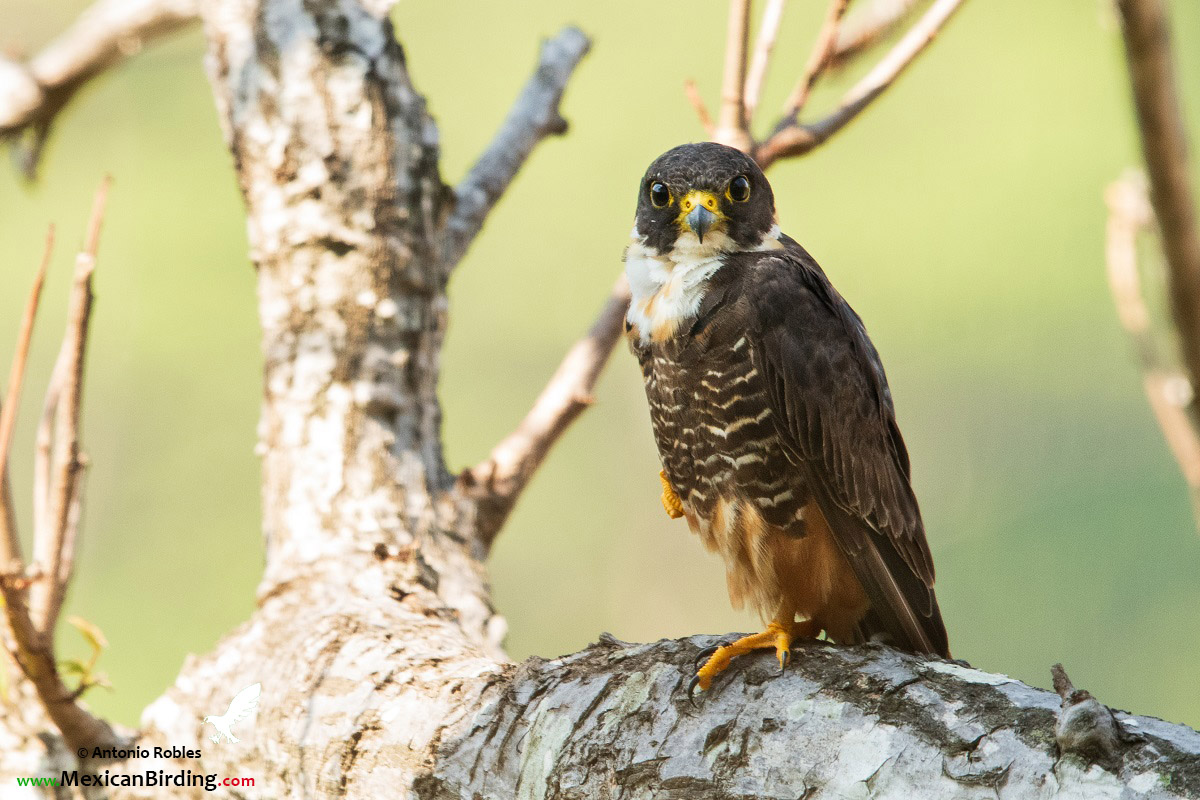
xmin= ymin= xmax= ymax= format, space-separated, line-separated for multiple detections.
xmin=0 ymin=0 xmax=200 ymax=176
xmin=1 ymin=1 xmax=1199 ymax=798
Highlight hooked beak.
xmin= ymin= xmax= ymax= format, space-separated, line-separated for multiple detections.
xmin=686 ymin=206 xmax=717 ymax=243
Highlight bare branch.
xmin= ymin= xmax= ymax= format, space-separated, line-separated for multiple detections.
xmin=0 ymin=227 xmax=53 ymax=568
xmin=1115 ymin=0 xmax=1200 ymax=408
xmin=781 ymin=0 xmax=851 ymax=121
xmin=32 ymin=356 xmax=63 ymax=556
xmin=442 ymin=27 xmax=590 ymax=271
xmin=713 ymin=0 xmax=753 ymax=150
xmin=684 ymin=79 xmax=716 ymax=137
xmin=830 ymin=0 xmax=922 ymax=69
xmin=461 ymin=277 xmax=631 ymax=549
xmin=0 ymin=183 xmax=118 ymax=753
xmin=1106 ymin=173 xmax=1200 ymax=527
xmin=0 ymin=573 xmax=120 ymax=750
xmin=0 ymin=0 xmax=199 ymax=178
xmin=742 ymin=0 xmax=787 ymax=125
xmin=28 ymin=178 xmax=107 ymax=634
xmin=755 ymin=0 xmax=967 ymax=170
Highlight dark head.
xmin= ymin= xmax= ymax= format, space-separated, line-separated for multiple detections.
xmin=633 ymin=142 xmax=776 ymax=256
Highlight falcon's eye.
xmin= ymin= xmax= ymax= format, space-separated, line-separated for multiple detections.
xmin=729 ymin=175 xmax=751 ymax=203
xmin=649 ymin=182 xmax=670 ymax=208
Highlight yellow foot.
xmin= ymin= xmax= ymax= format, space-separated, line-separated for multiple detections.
xmin=690 ymin=621 xmax=793 ymax=695
xmin=659 ymin=470 xmax=684 ymax=519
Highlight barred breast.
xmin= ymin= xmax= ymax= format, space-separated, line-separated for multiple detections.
xmin=636 ymin=329 xmax=810 ymax=540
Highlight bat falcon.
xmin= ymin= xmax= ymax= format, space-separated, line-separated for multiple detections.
xmin=623 ymin=142 xmax=949 ymax=694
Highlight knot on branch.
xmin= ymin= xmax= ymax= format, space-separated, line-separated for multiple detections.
xmin=1051 ymin=663 xmax=1126 ymax=770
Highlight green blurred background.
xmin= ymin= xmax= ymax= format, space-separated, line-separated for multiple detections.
xmin=3 ymin=0 xmax=1200 ymax=729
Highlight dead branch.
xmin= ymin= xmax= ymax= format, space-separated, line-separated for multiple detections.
xmin=830 ymin=0 xmax=923 ymax=69
xmin=756 ymin=0 xmax=967 ymax=169
xmin=29 ymin=178 xmax=107 ymax=634
xmin=781 ymin=0 xmax=851 ymax=122
xmin=0 ymin=0 xmax=198 ymax=177
xmin=1106 ymin=173 xmax=1200 ymax=525
xmin=0 ymin=181 xmax=118 ymax=752
xmin=0 ymin=227 xmax=53 ymax=567
xmin=713 ymin=0 xmax=753 ymax=151
xmin=442 ymin=27 xmax=590 ymax=271
xmin=1115 ymin=0 xmax=1200 ymax=414
xmin=742 ymin=0 xmax=787 ymax=124
xmin=463 ymin=277 xmax=631 ymax=549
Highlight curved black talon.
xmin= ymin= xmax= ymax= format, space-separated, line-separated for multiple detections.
xmin=693 ymin=644 xmax=721 ymax=671
xmin=687 ymin=674 xmax=702 ymax=705
xmin=778 ymin=647 xmax=792 ymax=673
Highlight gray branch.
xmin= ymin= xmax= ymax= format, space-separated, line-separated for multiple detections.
xmin=0 ymin=0 xmax=199 ymax=177
xmin=5 ymin=600 xmax=1199 ymax=798
xmin=441 ymin=27 xmax=591 ymax=271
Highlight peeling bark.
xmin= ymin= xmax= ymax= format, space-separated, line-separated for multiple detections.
xmin=2 ymin=1 xmax=1199 ymax=798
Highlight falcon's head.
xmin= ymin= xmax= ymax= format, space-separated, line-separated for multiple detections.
xmin=625 ymin=143 xmax=782 ymax=342
xmin=632 ymin=142 xmax=777 ymax=257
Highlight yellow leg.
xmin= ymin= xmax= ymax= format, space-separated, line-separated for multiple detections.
xmin=659 ymin=470 xmax=684 ymax=519
xmin=693 ymin=620 xmax=794 ymax=692
xmin=691 ymin=618 xmax=819 ymax=695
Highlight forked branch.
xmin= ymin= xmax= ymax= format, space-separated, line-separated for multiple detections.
xmin=29 ymin=178 xmax=108 ymax=634
xmin=755 ymin=0 xmax=967 ymax=168
xmin=0 ymin=180 xmax=118 ymax=751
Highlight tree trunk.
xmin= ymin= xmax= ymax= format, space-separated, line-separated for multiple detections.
xmin=2 ymin=1 xmax=1199 ymax=798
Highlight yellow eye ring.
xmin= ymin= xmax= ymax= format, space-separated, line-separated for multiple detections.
xmin=729 ymin=175 xmax=751 ymax=203
xmin=649 ymin=182 xmax=671 ymax=208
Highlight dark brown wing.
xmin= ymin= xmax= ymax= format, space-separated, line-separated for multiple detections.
xmin=742 ymin=240 xmax=949 ymax=657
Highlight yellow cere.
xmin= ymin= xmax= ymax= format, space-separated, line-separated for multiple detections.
xmin=676 ymin=190 xmax=726 ymax=227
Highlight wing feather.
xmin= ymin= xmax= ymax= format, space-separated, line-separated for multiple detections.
xmin=743 ymin=242 xmax=949 ymax=657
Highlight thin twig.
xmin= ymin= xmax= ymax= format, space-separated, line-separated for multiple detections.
xmin=782 ymin=0 xmax=851 ymax=121
xmin=463 ymin=277 xmax=631 ymax=550
xmin=32 ymin=356 xmax=64 ymax=551
xmin=829 ymin=0 xmax=922 ymax=69
xmin=684 ymin=80 xmax=716 ymax=137
xmin=1115 ymin=0 xmax=1200 ymax=410
xmin=0 ymin=0 xmax=198 ymax=178
xmin=756 ymin=0 xmax=967 ymax=169
xmin=743 ymin=0 xmax=787 ymax=125
xmin=1106 ymin=173 xmax=1200 ymax=527
xmin=713 ymin=0 xmax=753 ymax=150
xmin=0 ymin=227 xmax=54 ymax=567
xmin=442 ymin=27 xmax=590 ymax=271
xmin=29 ymin=178 xmax=108 ymax=634
xmin=0 ymin=183 xmax=118 ymax=751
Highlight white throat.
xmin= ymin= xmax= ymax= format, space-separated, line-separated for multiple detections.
xmin=623 ymin=223 xmax=781 ymax=343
